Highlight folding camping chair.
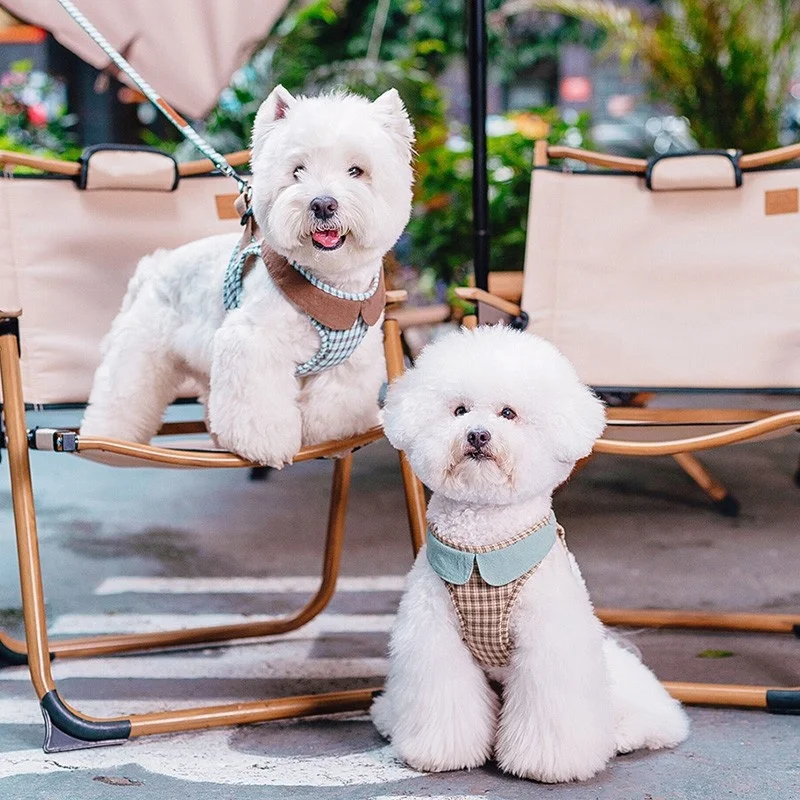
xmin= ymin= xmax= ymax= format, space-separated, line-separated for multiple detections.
xmin=457 ymin=141 xmax=800 ymax=713
xmin=0 ymin=146 xmax=427 ymax=752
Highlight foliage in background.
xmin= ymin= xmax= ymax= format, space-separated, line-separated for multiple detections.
xmin=0 ymin=59 xmax=79 ymax=161
xmin=180 ymin=0 xmax=601 ymax=288
xmin=184 ymin=0 xmax=603 ymax=157
xmin=408 ymin=109 xmax=590 ymax=290
xmin=500 ymin=0 xmax=800 ymax=152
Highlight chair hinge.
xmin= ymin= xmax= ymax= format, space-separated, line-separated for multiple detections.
xmin=28 ymin=427 xmax=79 ymax=452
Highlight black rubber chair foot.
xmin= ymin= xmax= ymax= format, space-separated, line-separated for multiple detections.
xmin=41 ymin=690 xmax=130 ymax=752
xmin=767 ymin=689 xmax=800 ymax=715
xmin=248 ymin=466 xmax=272 ymax=482
xmin=714 ymin=494 xmax=740 ymax=517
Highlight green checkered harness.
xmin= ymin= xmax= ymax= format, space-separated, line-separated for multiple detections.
xmin=223 ymin=239 xmax=380 ymax=377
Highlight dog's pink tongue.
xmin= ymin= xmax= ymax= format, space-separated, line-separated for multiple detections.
xmin=312 ymin=230 xmax=341 ymax=248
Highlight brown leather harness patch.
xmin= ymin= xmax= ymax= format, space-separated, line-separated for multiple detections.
xmin=260 ymin=244 xmax=385 ymax=331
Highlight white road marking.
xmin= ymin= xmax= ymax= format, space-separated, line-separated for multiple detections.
xmin=49 ymin=612 xmax=395 ymax=636
xmin=0 ymin=729 xmax=420 ymax=787
xmin=0 ymin=655 xmax=388 ymax=682
xmin=95 ymin=575 xmax=407 ymax=595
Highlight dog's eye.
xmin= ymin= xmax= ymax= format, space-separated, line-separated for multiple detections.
xmin=454 ymin=405 xmax=468 ymax=417
xmin=348 ymin=166 xmax=364 ymax=178
xmin=293 ymin=165 xmax=304 ymax=180
xmin=499 ymin=407 xmax=517 ymax=420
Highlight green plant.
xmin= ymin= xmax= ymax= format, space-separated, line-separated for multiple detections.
xmin=408 ymin=109 xmax=590 ymax=288
xmin=0 ymin=59 xmax=80 ymax=161
xmin=499 ymin=0 xmax=800 ymax=152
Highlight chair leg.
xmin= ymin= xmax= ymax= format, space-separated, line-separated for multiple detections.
xmin=383 ymin=315 xmax=427 ymax=555
xmin=672 ymin=451 xmax=740 ymax=516
xmin=0 ymin=455 xmax=355 ymax=664
xmin=2 ymin=346 xmax=375 ymax=750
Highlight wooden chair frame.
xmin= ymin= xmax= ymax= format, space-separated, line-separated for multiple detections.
xmin=454 ymin=140 xmax=800 ymax=714
xmin=0 ymin=286 xmax=426 ymax=751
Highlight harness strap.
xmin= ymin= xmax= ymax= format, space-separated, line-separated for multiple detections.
xmin=222 ymin=241 xmax=384 ymax=377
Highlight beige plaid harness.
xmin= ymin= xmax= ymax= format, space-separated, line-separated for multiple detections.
xmin=427 ymin=516 xmax=564 ymax=668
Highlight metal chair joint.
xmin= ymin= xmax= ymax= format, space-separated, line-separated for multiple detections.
xmin=28 ymin=427 xmax=79 ymax=452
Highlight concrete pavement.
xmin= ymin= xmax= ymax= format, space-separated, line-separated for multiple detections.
xmin=0 ymin=408 xmax=798 ymax=798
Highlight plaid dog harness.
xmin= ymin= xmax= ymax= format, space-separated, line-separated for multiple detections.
xmin=426 ymin=513 xmax=561 ymax=668
xmin=223 ymin=238 xmax=385 ymax=377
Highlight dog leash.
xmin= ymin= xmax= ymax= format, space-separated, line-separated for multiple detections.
xmin=56 ymin=0 xmax=252 ymax=211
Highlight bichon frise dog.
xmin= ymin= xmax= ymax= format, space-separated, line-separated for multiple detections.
xmin=372 ymin=325 xmax=689 ymax=783
xmin=80 ymin=86 xmax=414 ymax=467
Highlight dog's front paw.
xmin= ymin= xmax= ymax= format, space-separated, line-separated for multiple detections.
xmin=213 ymin=421 xmax=300 ymax=468
xmin=497 ymin=737 xmax=610 ymax=784
xmin=497 ymin=702 xmax=614 ymax=783
xmin=386 ymin=691 xmax=497 ymax=773
xmin=393 ymin=728 xmax=492 ymax=774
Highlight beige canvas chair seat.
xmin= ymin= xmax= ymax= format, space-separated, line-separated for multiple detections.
xmin=457 ymin=142 xmax=800 ymax=714
xmin=0 ymin=147 xmax=427 ymax=752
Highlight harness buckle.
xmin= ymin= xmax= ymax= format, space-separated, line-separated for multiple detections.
xmin=238 ymin=186 xmax=254 ymax=227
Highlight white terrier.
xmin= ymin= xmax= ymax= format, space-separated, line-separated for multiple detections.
xmin=372 ymin=325 xmax=689 ymax=782
xmin=81 ymin=87 xmax=414 ymax=466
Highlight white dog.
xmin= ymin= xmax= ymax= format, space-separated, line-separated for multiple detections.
xmin=372 ymin=325 xmax=689 ymax=782
xmin=80 ymin=87 xmax=414 ymax=466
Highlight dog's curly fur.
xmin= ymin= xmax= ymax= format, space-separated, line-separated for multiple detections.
xmin=81 ymin=87 xmax=414 ymax=466
xmin=373 ymin=325 xmax=689 ymax=782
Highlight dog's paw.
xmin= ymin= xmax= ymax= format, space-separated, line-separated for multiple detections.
xmin=369 ymin=693 xmax=393 ymax=741
xmin=387 ymin=695 xmax=496 ymax=773
xmin=614 ymin=699 xmax=690 ymax=754
xmin=393 ymin=733 xmax=491 ymax=774
xmin=213 ymin=426 xmax=299 ymax=468
xmin=496 ymin=704 xmax=614 ymax=783
xmin=497 ymin=744 xmax=610 ymax=784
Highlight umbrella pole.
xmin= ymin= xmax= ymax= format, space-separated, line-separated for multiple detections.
xmin=468 ymin=0 xmax=490 ymax=290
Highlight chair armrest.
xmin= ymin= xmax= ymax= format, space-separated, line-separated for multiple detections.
xmin=389 ymin=303 xmax=451 ymax=330
xmin=385 ymin=289 xmax=408 ymax=305
xmin=454 ymin=287 xmax=522 ymax=317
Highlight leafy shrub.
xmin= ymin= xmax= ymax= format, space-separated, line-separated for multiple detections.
xmin=407 ymin=108 xmax=590 ymax=288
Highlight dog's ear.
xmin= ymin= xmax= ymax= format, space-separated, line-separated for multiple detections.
xmin=372 ymin=89 xmax=415 ymax=156
xmin=251 ymin=85 xmax=296 ymax=160
xmin=381 ymin=368 xmax=425 ymax=453
xmin=550 ymin=385 xmax=606 ymax=465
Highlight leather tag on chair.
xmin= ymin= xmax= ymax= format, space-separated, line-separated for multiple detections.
xmin=215 ymin=194 xmax=240 ymax=220
xmin=765 ymin=188 xmax=799 ymax=216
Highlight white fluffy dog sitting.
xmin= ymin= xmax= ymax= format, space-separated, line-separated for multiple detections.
xmin=80 ymin=87 xmax=414 ymax=467
xmin=372 ymin=325 xmax=689 ymax=782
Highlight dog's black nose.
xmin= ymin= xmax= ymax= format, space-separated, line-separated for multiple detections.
xmin=310 ymin=196 xmax=338 ymax=220
xmin=467 ymin=428 xmax=491 ymax=449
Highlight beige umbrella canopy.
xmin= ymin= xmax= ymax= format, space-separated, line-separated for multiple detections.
xmin=1 ymin=0 xmax=290 ymax=118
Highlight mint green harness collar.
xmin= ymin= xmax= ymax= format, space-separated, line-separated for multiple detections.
xmin=426 ymin=513 xmax=557 ymax=587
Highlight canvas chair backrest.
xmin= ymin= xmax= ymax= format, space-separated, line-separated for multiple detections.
xmin=0 ymin=147 xmax=246 ymax=405
xmin=521 ymin=148 xmax=800 ymax=391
